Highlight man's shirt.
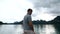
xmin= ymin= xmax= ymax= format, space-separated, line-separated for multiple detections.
xmin=23 ymin=14 xmax=32 ymax=30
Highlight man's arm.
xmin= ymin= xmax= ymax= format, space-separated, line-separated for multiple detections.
xmin=29 ymin=21 xmax=34 ymax=32
xmin=28 ymin=15 xmax=34 ymax=32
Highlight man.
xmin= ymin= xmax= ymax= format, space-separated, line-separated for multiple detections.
xmin=23 ymin=8 xmax=35 ymax=34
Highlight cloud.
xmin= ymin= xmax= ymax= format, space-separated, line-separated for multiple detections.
xmin=0 ymin=0 xmax=59 ymax=22
xmin=0 ymin=0 xmax=33 ymax=23
xmin=28 ymin=0 xmax=60 ymax=16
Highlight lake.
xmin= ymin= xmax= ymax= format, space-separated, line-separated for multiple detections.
xmin=0 ymin=24 xmax=60 ymax=34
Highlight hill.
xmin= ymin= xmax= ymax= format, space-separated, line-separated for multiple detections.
xmin=0 ymin=16 xmax=60 ymax=24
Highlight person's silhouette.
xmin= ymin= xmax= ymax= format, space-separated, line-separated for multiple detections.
xmin=23 ymin=8 xmax=35 ymax=34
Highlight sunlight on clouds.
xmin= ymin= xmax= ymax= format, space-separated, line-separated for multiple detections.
xmin=32 ymin=13 xmax=56 ymax=21
xmin=0 ymin=0 xmax=56 ymax=23
xmin=32 ymin=8 xmax=56 ymax=21
xmin=16 ymin=0 xmax=33 ymax=9
xmin=0 ymin=0 xmax=33 ymax=23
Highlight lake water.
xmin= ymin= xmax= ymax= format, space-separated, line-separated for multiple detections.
xmin=0 ymin=24 xmax=60 ymax=34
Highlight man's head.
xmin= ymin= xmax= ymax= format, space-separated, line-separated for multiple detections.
xmin=27 ymin=8 xmax=33 ymax=15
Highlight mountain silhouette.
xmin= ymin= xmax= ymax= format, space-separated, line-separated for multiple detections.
xmin=54 ymin=16 xmax=60 ymax=34
xmin=49 ymin=16 xmax=60 ymax=24
xmin=0 ymin=16 xmax=60 ymax=24
xmin=54 ymin=16 xmax=60 ymax=21
xmin=0 ymin=21 xmax=3 ymax=24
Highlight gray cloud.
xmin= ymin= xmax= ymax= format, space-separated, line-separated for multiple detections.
xmin=28 ymin=0 xmax=60 ymax=16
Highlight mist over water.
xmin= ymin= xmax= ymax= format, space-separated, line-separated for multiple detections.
xmin=0 ymin=24 xmax=60 ymax=34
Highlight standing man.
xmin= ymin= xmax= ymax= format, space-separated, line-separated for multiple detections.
xmin=23 ymin=8 xmax=35 ymax=34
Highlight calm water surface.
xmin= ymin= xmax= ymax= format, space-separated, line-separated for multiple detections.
xmin=0 ymin=24 xmax=60 ymax=34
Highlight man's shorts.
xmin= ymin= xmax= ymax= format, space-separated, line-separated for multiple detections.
xmin=23 ymin=30 xmax=35 ymax=34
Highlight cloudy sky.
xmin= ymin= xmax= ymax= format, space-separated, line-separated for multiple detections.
xmin=0 ymin=0 xmax=59 ymax=23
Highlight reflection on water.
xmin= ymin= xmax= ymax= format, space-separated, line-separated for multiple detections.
xmin=34 ymin=24 xmax=56 ymax=34
xmin=0 ymin=24 xmax=60 ymax=34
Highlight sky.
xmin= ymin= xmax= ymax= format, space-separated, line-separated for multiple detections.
xmin=0 ymin=0 xmax=59 ymax=23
